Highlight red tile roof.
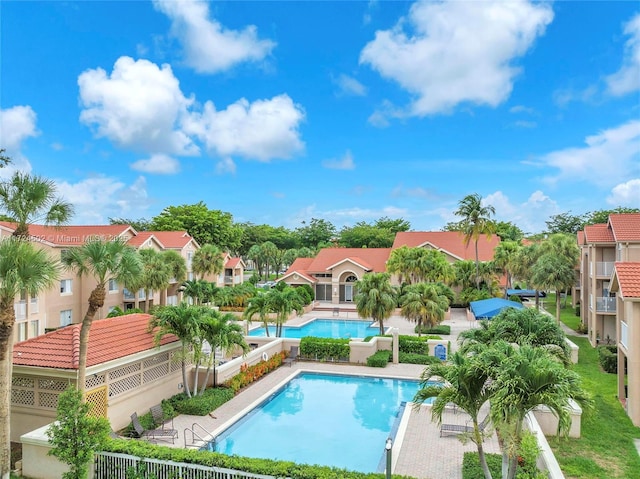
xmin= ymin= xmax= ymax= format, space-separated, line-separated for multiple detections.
xmin=614 ymin=262 xmax=640 ymax=298
xmin=225 ymin=257 xmax=244 ymax=269
xmin=286 ymin=257 xmax=314 ymax=273
xmin=576 ymin=230 xmax=585 ymax=245
xmin=147 ymin=231 xmax=196 ymax=248
xmin=126 ymin=231 xmax=158 ymax=248
xmin=583 ymin=224 xmax=614 ymax=243
xmin=608 ymin=214 xmax=640 ymax=242
xmin=392 ymin=231 xmax=500 ymax=261
xmin=0 ymin=222 xmax=133 ymax=246
xmin=309 ymin=248 xmax=391 ymax=272
xmin=13 ymin=314 xmax=178 ymax=369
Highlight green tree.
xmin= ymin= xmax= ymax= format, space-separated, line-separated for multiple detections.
xmin=545 ymin=211 xmax=586 ymax=234
xmin=386 ymin=245 xmax=412 ymax=285
xmin=180 ymin=279 xmax=217 ymax=306
xmin=585 ymin=207 xmax=640 ymax=225
xmin=0 ymin=149 xmax=10 ymax=168
xmin=192 ymin=244 xmax=224 ymax=281
xmin=0 ymin=238 xmax=59 ymax=478
xmin=374 ymin=216 xmax=411 ymax=233
xmin=62 ymin=238 xmax=143 ymax=393
xmin=338 ymin=221 xmax=396 ymax=248
xmin=494 ymin=221 xmax=524 ymax=242
xmin=414 ymin=351 xmax=494 ymax=479
xmin=531 ymin=254 xmax=576 ymax=323
xmin=295 ymin=218 xmax=336 ymax=248
xmin=247 ymin=244 xmax=266 ymax=280
xmin=244 ymin=292 xmax=272 ymax=336
xmin=492 ymin=240 xmax=521 ymax=290
xmin=137 ymin=249 xmax=171 ymax=311
xmin=267 ymin=287 xmax=305 ymax=337
xmin=46 ymin=386 xmax=110 ymax=479
xmin=260 ymin=241 xmax=278 ymax=279
xmin=455 ymin=193 xmax=496 ymax=290
xmin=162 ymin=249 xmax=187 ymax=303
xmin=108 ymin=217 xmax=152 ymax=232
xmin=452 ymin=260 xmax=477 ymax=291
xmin=511 ymin=243 xmax=542 ymax=307
xmin=354 ymin=272 xmax=397 ymax=335
xmin=0 ymin=171 xmax=74 ymax=238
xmin=400 ymin=283 xmax=449 ymax=336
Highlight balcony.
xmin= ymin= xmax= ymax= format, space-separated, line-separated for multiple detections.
xmin=596 ymin=296 xmax=616 ymax=313
xmin=224 ymin=275 xmax=234 ymax=284
xmin=595 ymin=262 xmax=614 ymax=277
xmin=621 ymin=321 xmax=628 ymax=349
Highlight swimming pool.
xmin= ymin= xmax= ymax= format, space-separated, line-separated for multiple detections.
xmin=204 ymin=372 xmax=432 ymax=473
xmin=247 ymin=318 xmax=381 ymax=338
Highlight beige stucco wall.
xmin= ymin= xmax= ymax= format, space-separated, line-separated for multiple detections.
xmin=621 ymin=300 xmax=640 ymax=426
xmin=532 ymin=399 xmax=582 ymax=438
xmin=21 ymin=424 xmax=81 ymax=479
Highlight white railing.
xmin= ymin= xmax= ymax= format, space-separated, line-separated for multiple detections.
xmin=596 ymin=262 xmax=614 ymax=277
xmin=596 ymin=297 xmax=616 ymax=313
xmin=14 ymin=301 xmax=26 ymax=320
xmin=94 ymin=452 xmax=276 ymax=479
xmin=621 ymin=321 xmax=628 ymax=348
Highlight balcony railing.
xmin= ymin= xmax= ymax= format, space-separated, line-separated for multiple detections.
xmin=596 ymin=262 xmax=614 ymax=277
xmin=596 ymin=296 xmax=616 ymax=313
xmin=621 ymin=321 xmax=628 ymax=349
xmin=14 ymin=301 xmax=26 ymax=320
xmin=224 ymin=275 xmax=234 ymax=284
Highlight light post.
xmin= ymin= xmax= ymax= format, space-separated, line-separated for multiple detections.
xmin=385 ymin=437 xmax=392 ymax=479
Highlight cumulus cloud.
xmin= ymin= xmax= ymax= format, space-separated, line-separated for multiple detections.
xmin=322 ymin=150 xmax=355 ymax=170
xmin=606 ymin=13 xmax=640 ymax=96
xmin=215 ymin=157 xmax=236 ymax=175
xmin=130 ymin=154 xmax=180 ymax=174
xmin=333 ymin=74 xmax=367 ymax=96
xmin=607 ymin=179 xmax=640 ymax=206
xmin=509 ymin=105 xmax=536 ymax=115
xmin=360 ymin=0 xmax=553 ymax=117
xmin=391 ymin=184 xmax=442 ymax=200
xmin=538 ymin=119 xmax=640 ymax=186
xmin=484 ymin=190 xmax=559 ymax=234
xmin=153 ymin=0 xmax=275 ymax=74
xmin=186 ymin=94 xmax=305 ymax=161
xmin=56 ymin=175 xmax=152 ymax=224
xmin=78 ymin=56 xmax=198 ymax=157
xmin=0 ymin=105 xmax=39 ymax=175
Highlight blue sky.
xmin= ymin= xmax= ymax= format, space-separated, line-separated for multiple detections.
xmin=1 ymin=0 xmax=639 ymax=235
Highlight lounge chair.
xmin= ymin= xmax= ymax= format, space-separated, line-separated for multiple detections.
xmin=283 ymin=346 xmax=299 ymax=367
xmin=150 ymin=404 xmax=174 ymax=430
xmin=131 ymin=411 xmax=178 ymax=444
xmin=440 ymin=414 xmax=490 ymax=437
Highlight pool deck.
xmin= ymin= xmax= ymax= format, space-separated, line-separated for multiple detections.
xmin=159 ymin=309 xmax=501 ymax=479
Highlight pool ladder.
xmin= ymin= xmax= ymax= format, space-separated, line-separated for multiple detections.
xmin=184 ymin=422 xmax=214 ymax=449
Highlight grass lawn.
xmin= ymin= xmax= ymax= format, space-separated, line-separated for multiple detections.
xmin=541 ymin=292 xmax=582 ymax=331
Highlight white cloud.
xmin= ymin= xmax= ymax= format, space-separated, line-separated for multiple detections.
xmin=0 ymin=105 xmax=38 ymax=175
xmin=538 ymin=120 xmax=640 ymax=186
xmin=333 ymin=74 xmax=367 ymax=96
xmin=606 ymin=13 xmax=640 ymax=96
xmin=215 ymin=157 xmax=236 ymax=175
xmin=56 ymin=175 xmax=151 ymax=224
xmin=607 ymin=179 xmax=640 ymax=206
xmin=360 ymin=0 xmax=553 ymax=117
xmin=51 ymin=142 xmax=64 ymax=151
xmin=186 ymin=94 xmax=305 ymax=161
xmin=553 ymin=85 xmax=598 ymax=107
xmin=514 ymin=120 xmax=537 ymax=129
xmin=322 ymin=150 xmax=355 ymax=170
xmin=509 ymin=105 xmax=535 ymax=115
xmin=78 ymin=56 xmax=198 ymax=156
xmin=130 ymin=154 xmax=180 ymax=174
xmin=153 ymin=0 xmax=275 ymax=74
xmin=391 ymin=184 xmax=442 ymax=200
xmin=485 ymin=190 xmax=559 ymax=234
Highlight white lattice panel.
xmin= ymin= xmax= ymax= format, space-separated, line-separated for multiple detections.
xmin=38 ymin=378 xmax=68 ymax=391
xmin=109 ymin=363 xmax=141 ymax=380
xmin=109 ymin=375 xmax=141 ymax=397
xmin=170 ymin=358 xmax=182 ymax=372
xmin=11 ymin=389 xmax=34 ymax=406
xmin=143 ymin=363 xmax=169 ymax=384
xmin=12 ymin=376 xmax=34 ymax=388
xmin=38 ymin=392 xmax=60 ymax=409
xmin=144 ymin=352 xmax=169 ymax=368
xmin=85 ymin=373 xmax=106 ymax=390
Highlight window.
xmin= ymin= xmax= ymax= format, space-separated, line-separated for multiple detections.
xmin=30 ymin=320 xmax=39 ymax=338
xmin=60 ymin=309 xmax=72 ymax=327
xmin=61 ymin=249 xmax=70 ymax=261
xmin=60 ymin=279 xmax=72 ymax=294
xmin=108 ymin=279 xmax=118 ymax=292
xmin=18 ymin=322 xmax=27 ymax=342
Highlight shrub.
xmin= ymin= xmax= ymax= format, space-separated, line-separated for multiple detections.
xmin=299 ymin=283 xmax=314 ymax=303
xmin=462 ymin=452 xmax=501 ymax=479
xmin=224 ymin=352 xmax=285 ymax=393
xmin=299 ymin=337 xmax=350 ymax=362
xmin=598 ymin=345 xmax=617 ymax=374
xmin=167 ymin=387 xmax=235 ymax=416
xmin=367 ymin=350 xmax=391 ymax=367
xmin=415 ymin=324 xmax=451 ymax=335
xmin=516 ymin=431 xmax=546 ymax=479
xmin=575 ymin=304 xmax=581 ymax=317
xmin=397 ymin=335 xmax=441 ymax=355
xmin=399 ymin=352 xmax=442 ymax=365
xmin=509 ymin=294 xmax=523 ymax=303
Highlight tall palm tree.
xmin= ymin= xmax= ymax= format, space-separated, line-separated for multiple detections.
xmin=492 ymin=240 xmax=521 ymax=291
xmin=0 ymin=238 xmax=59 ymax=477
xmin=62 ymin=238 xmax=143 ymax=393
xmin=243 ymin=292 xmax=272 ymax=336
xmin=531 ymin=253 xmax=577 ymax=323
xmin=455 ymin=193 xmax=496 ymax=290
xmin=0 ymin=171 xmax=74 ymax=238
xmin=137 ymin=249 xmax=172 ymax=312
xmin=511 ymin=243 xmax=542 ymax=308
xmin=162 ymin=250 xmax=187 ymax=304
xmin=400 ymin=283 xmax=450 ymax=336
xmin=386 ymin=245 xmax=412 ymax=285
xmin=414 ymin=351 xmax=495 ymax=479
xmin=192 ymin=244 xmax=224 ymax=281
xmin=149 ymin=303 xmax=203 ymax=398
xmin=267 ymin=288 xmax=305 ymax=337
xmin=354 ymin=272 xmax=397 ymax=335
xmin=199 ymin=310 xmax=249 ymax=390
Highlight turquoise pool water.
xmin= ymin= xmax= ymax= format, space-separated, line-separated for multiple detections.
xmin=248 ymin=318 xmax=381 ymax=338
xmin=204 ymin=372 xmax=433 ymax=473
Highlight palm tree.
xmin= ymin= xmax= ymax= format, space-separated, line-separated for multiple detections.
xmin=137 ymin=249 xmax=172 ymax=312
xmin=192 ymin=244 xmax=224 ymax=281
xmin=162 ymin=250 xmax=187 ymax=304
xmin=414 ymin=351 xmax=495 ymax=479
xmin=455 ymin=193 xmax=496 ymax=290
xmin=0 ymin=171 xmax=74 ymax=238
xmin=0 ymin=238 xmax=59 ymax=477
xmin=386 ymin=245 xmax=412 ymax=285
xmin=267 ymin=288 xmax=305 ymax=337
xmin=452 ymin=260 xmax=477 ymax=291
xmin=247 ymin=244 xmax=264 ymax=279
xmin=531 ymin=253 xmax=577 ymax=323
xmin=400 ymin=283 xmax=449 ymax=336
xmin=61 ymin=238 xmax=143 ymax=393
xmin=492 ymin=240 xmax=521 ymax=291
xmin=244 ymin=292 xmax=272 ymax=336
xmin=199 ymin=310 xmax=249 ymax=390
xmin=149 ymin=303 xmax=203 ymax=398
xmin=354 ymin=272 xmax=397 ymax=335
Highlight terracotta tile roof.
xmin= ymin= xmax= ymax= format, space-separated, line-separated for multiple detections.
xmin=286 ymin=257 xmax=315 ymax=274
xmin=583 ymin=224 xmax=614 ymax=243
xmin=608 ymin=214 xmax=640 ymax=242
xmin=392 ymin=231 xmax=500 ymax=261
xmin=225 ymin=257 xmax=244 ymax=268
xmin=309 ymin=248 xmax=391 ymax=272
xmin=127 ymin=231 xmax=156 ymax=248
xmin=614 ymin=262 xmax=640 ymax=298
xmin=147 ymin=231 xmax=196 ymax=248
xmin=278 ymin=269 xmax=317 ymax=284
xmin=326 ymin=256 xmax=374 ymax=271
xmin=13 ymin=314 xmax=178 ymax=369
xmin=576 ymin=230 xmax=585 ymax=245
xmin=0 ymin=222 xmax=133 ymax=246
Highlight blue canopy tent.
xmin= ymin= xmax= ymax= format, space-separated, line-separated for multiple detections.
xmin=470 ymin=298 xmax=524 ymax=320
xmin=506 ymin=289 xmax=546 ymax=298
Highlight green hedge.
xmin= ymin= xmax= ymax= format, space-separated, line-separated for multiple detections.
xmin=367 ymin=350 xmax=391 ymax=367
xmin=167 ymin=387 xmax=236 ymax=416
xmin=397 ymin=335 xmax=441 ymax=355
xmin=462 ymin=452 xmax=501 ymax=479
xmin=300 ymin=337 xmax=350 ymax=361
xmin=598 ymin=345 xmax=617 ymax=374
xmin=398 ymin=352 xmax=442 ymax=365
xmin=414 ymin=325 xmax=451 ymax=335
xmin=101 ymin=439 xmax=418 ymax=479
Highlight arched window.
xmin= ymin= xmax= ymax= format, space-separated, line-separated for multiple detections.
xmin=345 ymin=275 xmax=357 ymax=283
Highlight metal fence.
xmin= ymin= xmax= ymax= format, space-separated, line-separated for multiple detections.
xmin=94 ymin=452 xmax=278 ymax=479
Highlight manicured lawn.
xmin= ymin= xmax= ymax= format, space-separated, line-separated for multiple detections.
xmin=549 ymin=335 xmax=640 ymax=479
xmin=541 ymin=292 xmax=582 ymax=331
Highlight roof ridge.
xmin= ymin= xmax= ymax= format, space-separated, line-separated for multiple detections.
xmin=71 ymin=324 xmax=81 ymax=369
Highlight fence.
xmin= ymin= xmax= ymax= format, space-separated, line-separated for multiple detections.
xmin=94 ymin=452 xmax=277 ymax=479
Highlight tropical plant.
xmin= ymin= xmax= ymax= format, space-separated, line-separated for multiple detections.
xmin=354 ymin=272 xmax=397 ymax=335
xmin=62 ymin=238 xmax=143 ymax=393
xmin=180 ymin=279 xmax=217 ymax=306
xmin=511 ymin=243 xmax=542 ymax=307
xmin=0 ymin=238 xmax=59 ymax=478
xmin=400 ymin=283 xmax=450 ymax=336
xmin=192 ymin=244 xmax=224 ymax=281
xmin=137 ymin=249 xmax=171 ymax=312
xmin=492 ymin=240 xmax=521 ymax=290
xmin=162 ymin=249 xmax=187 ymax=303
xmin=455 ymin=193 xmax=496 ymax=290
xmin=386 ymin=245 xmax=412 ymax=285
xmin=530 ymin=254 xmax=578 ymax=323
xmin=46 ymin=386 xmax=110 ymax=479
xmin=0 ymin=171 xmax=74 ymax=238
xmin=414 ymin=351 xmax=495 ymax=479
xmin=243 ymin=292 xmax=272 ymax=336
xmin=267 ymin=287 xmax=305 ymax=337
